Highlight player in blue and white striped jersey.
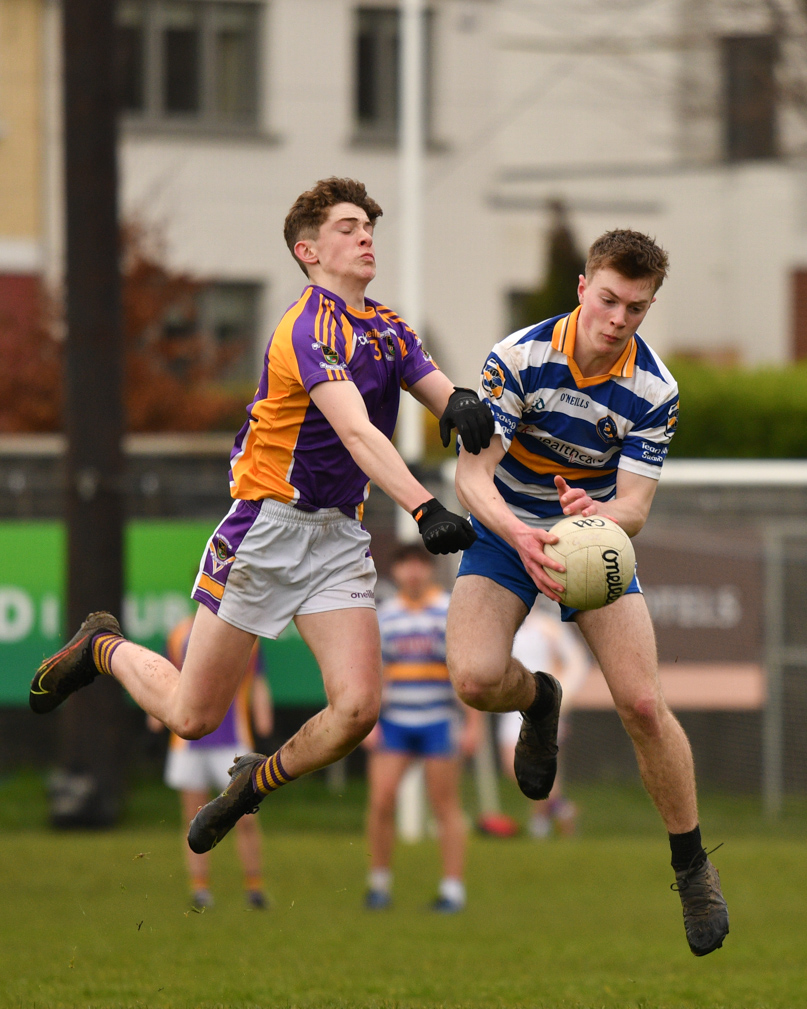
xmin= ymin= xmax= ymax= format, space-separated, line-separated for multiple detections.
xmin=446 ymin=229 xmax=729 ymax=957
xmin=477 ymin=304 xmax=678 ymax=528
xmin=364 ymin=544 xmax=481 ymax=913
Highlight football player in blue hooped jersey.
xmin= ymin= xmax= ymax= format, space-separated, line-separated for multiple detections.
xmin=446 ymin=230 xmax=729 ymax=957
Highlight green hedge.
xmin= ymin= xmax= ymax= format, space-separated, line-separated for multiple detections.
xmin=668 ymin=359 xmax=807 ymax=458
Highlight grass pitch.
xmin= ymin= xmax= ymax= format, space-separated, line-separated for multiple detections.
xmin=1 ymin=775 xmax=805 ymax=1009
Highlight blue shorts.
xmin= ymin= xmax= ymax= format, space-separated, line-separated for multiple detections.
xmin=378 ymin=717 xmax=457 ymax=757
xmin=457 ymin=516 xmax=642 ymax=622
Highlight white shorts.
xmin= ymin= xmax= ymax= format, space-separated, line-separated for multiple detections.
xmin=192 ymin=498 xmax=377 ymax=639
xmin=165 ymin=745 xmax=239 ymax=792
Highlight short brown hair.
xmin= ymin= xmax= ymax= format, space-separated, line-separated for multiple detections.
xmin=585 ymin=229 xmax=669 ymax=292
xmin=283 ymin=177 xmax=383 ymax=276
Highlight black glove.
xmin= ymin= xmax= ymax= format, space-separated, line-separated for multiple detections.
xmin=412 ymin=498 xmax=477 ymax=555
xmin=438 ymin=387 xmax=495 ymax=454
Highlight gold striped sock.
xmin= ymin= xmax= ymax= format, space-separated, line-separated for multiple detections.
xmin=252 ymin=749 xmax=294 ymax=795
xmin=91 ymin=633 xmax=125 ymax=675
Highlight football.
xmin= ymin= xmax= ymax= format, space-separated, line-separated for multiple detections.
xmin=542 ymin=515 xmax=635 ymax=610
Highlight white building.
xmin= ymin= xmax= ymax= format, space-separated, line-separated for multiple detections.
xmin=36 ymin=0 xmax=807 ymax=390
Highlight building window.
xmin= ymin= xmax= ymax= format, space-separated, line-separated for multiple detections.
xmin=353 ymin=6 xmax=433 ymax=144
xmin=198 ymin=282 xmax=262 ymax=383
xmin=116 ymin=1 xmax=260 ymax=130
xmin=159 ymin=281 xmax=262 ymax=385
xmin=721 ymin=34 xmax=778 ymax=162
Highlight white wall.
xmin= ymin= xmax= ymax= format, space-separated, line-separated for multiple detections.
xmin=114 ymin=0 xmax=807 ymax=390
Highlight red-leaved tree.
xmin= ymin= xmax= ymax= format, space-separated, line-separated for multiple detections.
xmin=0 ymin=223 xmax=246 ymax=434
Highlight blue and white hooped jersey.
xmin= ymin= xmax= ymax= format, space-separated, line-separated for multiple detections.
xmin=479 ymin=306 xmax=679 ymax=526
xmin=378 ymin=588 xmax=456 ymax=727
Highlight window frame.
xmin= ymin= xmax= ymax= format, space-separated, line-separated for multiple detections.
xmin=117 ymin=0 xmax=265 ymax=137
xmin=351 ymin=3 xmax=435 ymax=148
xmin=721 ymin=33 xmax=779 ymax=163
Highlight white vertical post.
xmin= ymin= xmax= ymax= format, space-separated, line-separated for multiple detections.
xmin=397 ymin=0 xmax=426 ymax=468
xmin=395 ymin=0 xmax=427 ymax=544
xmin=396 ymin=761 xmax=426 ymax=842
xmin=762 ymin=531 xmax=784 ymax=819
xmin=473 ymin=712 xmax=502 ymax=815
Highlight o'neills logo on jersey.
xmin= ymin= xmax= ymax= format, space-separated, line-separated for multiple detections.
xmin=602 ymin=548 xmax=624 ymax=604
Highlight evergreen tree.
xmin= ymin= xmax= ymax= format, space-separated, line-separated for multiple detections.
xmin=511 ymin=201 xmax=586 ymax=331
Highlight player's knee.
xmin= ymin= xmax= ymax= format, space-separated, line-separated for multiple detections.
xmin=452 ymin=676 xmax=496 ymax=711
xmin=618 ymin=693 xmax=665 ymax=740
xmin=174 ymin=712 xmax=222 ymax=741
xmin=338 ymin=701 xmax=379 ymax=744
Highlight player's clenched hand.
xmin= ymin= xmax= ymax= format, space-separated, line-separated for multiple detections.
xmin=412 ymin=498 xmax=477 ymax=554
xmin=439 ymin=387 xmax=495 ymax=454
xmin=513 ymin=525 xmax=565 ymax=603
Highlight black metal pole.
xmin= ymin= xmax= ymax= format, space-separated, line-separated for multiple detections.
xmin=54 ymin=0 xmax=128 ymax=828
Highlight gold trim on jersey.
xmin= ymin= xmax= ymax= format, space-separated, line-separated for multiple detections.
xmin=552 ymin=306 xmax=637 ymax=388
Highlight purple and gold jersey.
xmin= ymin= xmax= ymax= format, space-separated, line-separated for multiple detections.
xmin=229 ymin=285 xmax=437 ymax=519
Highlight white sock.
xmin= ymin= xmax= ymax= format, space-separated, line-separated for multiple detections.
xmin=439 ymin=877 xmax=466 ymax=906
xmin=368 ymin=868 xmax=392 ymax=894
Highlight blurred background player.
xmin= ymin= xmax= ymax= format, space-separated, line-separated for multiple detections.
xmin=497 ymin=600 xmax=590 ymax=838
xmin=148 ymin=611 xmax=273 ymax=910
xmin=364 ymin=545 xmax=481 ymax=913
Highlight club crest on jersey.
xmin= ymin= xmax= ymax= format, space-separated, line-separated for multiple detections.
xmin=380 ymin=328 xmax=397 ymax=361
xmin=596 ymin=416 xmax=618 ymax=443
xmin=315 ymin=341 xmax=340 ymax=366
xmin=481 ymin=358 xmax=505 ymax=399
xmin=210 ymin=536 xmax=235 ymax=575
xmin=666 ymin=401 xmax=679 ymax=437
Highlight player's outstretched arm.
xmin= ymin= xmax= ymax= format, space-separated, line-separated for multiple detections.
xmin=455 ymin=442 xmax=565 ymax=601
xmin=554 ymin=470 xmax=657 ymax=537
xmin=310 ymin=380 xmax=474 ymax=554
xmin=407 ymin=371 xmax=494 ymax=454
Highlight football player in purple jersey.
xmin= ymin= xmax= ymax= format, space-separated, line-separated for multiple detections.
xmin=29 ymin=178 xmax=493 ymax=856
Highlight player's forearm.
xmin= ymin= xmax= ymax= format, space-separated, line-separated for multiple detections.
xmin=592 ymin=493 xmax=651 ymax=537
xmin=406 ymin=369 xmax=454 ymax=418
xmin=455 ymin=461 xmax=526 ymax=549
xmin=599 ymin=469 xmax=657 ymax=537
xmin=341 ymin=422 xmax=431 ymax=515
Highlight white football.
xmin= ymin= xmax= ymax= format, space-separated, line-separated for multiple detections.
xmin=542 ymin=515 xmax=635 ymax=611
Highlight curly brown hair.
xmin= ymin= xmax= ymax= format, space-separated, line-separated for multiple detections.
xmin=585 ymin=229 xmax=669 ymax=292
xmin=283 ymin=177 xmax=383 ymax=276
